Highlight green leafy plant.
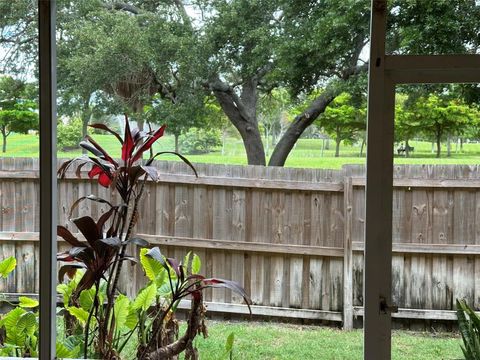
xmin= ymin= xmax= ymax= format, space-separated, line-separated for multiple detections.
xmin=180 ymin=127 xmax=222 ymax=154
xmin=57 ymin=118 xmax=86 ymax=150
xmin=222 ymin=332 xmax=235 ymax=360
xmin=457 ymin=299 xmax=480 ymax=359
xmin=0 ymin=256 xmax=16 ymax=278
xmin=0 ymin=257 xmax=81 ymax=358
xmin=57 ymin=115 xmax=251 ymax=359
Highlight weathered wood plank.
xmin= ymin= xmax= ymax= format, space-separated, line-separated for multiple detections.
xmin=0 ymin=170 xmax=344 ymax=192
xmin=352 ymin=177 xmax=480 ymax=189
xmin=343 ymin=176 xmax=353 ymax=329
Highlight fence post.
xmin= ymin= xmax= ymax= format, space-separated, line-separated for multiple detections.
xmin=343 ymin=176 xmax=354 ymax=330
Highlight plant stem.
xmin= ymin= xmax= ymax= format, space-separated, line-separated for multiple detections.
xmin=104 ymin=177 xmax=147 ymax=346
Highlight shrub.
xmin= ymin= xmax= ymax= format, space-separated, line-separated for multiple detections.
xmin=57 ymin=118 xmax=84 ymax=150
xmin=457 ymin=299 xmax=480 ymax=359
xmin=180 ymin=128 xmax=221 ymax=154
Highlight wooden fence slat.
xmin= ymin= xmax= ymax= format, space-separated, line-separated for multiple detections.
xmin=343 ymin=177 xmax=353 ymax=329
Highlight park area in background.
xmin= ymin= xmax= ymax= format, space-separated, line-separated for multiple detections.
xmin=5 ymin=133 xmax=480 ymax=169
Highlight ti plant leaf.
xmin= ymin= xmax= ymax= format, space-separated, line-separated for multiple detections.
xmin=0 ymin=256 xmax=16 ymax=278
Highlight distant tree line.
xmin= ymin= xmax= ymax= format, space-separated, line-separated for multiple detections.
xmin=1 ymin=0 xmax=479 ymax=163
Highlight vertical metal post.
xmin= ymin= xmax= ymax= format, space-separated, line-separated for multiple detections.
xmin=364 ymin=0 xmax=394 ymax=359
xmin=38 ymin=1 xmax=57 ymax=359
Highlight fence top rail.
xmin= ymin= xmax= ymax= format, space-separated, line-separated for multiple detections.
xmin=352 ymin=177 xmax=480 ymax=189
xmin=0 ymin=169 xmax=344 ymax=192
xmin=5 ymin=170 xmax=480 ymax=191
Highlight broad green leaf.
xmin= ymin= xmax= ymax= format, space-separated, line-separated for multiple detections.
xmin=158 ymin=280 xmax=176 ymax=297
xmin=67 ymin=306 xmax=90 ymax=325
xmin=113 ymin=294 xmax=130 ymax=329
xmin=192 ymin=253 xmax=201 ymax=274
xmin=0 ymin=257 xmax=16 ymax=278
xmin=17 ymin=312 xmax=37 ymax=337
xmin=57 ymin=283 xmax=72 ymax=305
xmin=3 ymin=307 xmax=26 ymax=346
xmin=225 ymin=332 xmax=235 ymax=352
xmin=133 ymin=283 xmax=156 ymax=311
xmin=140 ymin=247 xmax=167 ymax=286
xmin=79 ymin=287 xmax=96 ymax=311
xmin=56 ymin=341 xmax=79 ymax=358
xmin=125 ymin=307 xmax=138 ymax=330
xmin=18 ymin=296 xmax=39 ymax=308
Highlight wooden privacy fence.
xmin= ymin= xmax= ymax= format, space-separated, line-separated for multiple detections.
xmin=1 ymin=158 xmax=480 ymax=329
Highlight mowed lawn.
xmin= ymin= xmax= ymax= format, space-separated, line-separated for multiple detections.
xmin=4 ymin=133 xmax=480 ymax=169
xmin=119 ymin=321 xmax=463 ymax=360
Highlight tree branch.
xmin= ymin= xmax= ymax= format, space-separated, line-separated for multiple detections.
xmin=146 ymin=292 xmax=204 ymax=360
xmin=209 ymin=78 xmax=251 ymax=123
xmin=102 ymin=2 xmax=141 ymax=14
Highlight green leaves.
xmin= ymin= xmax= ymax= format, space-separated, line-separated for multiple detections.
xmin=0 ymin=256 xmax=16 ymax=278
xmin=17 ymin=312 xmax=36 ymax=337
xmin=2 ymin=307 xmax=26 ymax=345
xmin=56 ymin=341 xmax=81 ymax=359
xmin=113 ymin=294 xmax=131 ymax=330
xmin=457 ymin=299 xmax=480 ymax=360
xmin=183 ymin=251 xmax=201 ymax=274
xmin=18 ymin=296 xmax=39 ymax=308
xmin=133 ymin=283 xmax=156 ymax=311
xmin=0 ymin=307 xmax=38 ymax=353
xmin=79 ymin=287 xmax=96 ymax=311
xmin=67 ymin=306 xmax=90 ymax=325
xmin=140 ymin=247 xmax=162 ymax=281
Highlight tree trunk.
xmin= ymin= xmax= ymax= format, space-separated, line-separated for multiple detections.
xmin=222 ymin=129 xmax=226 ymax=156
xmin=81 ymin=98 xmax=92 ymax=154
xmin=335 ymin=138 xmax=341 ymax=157
xmin=405 ymin=139 xmax=410 ymax=158
xmin=269 ymin=90 xmax=336 ymax=166
xmin=359 ymin=138 xmax=365 ymax=157
xmin=265 ymin=127 xmax=270 ymax=157
xmin=436 ymin=136 xmax=441 ymax=158
xmin=461 ymin=138 xmax=464 ymax=151
xmin=447 ymin=135 xmax=451 ymax=157
xmin=212 ymin=79 xmax=266 ymax=165
xmin=1 ymin=130 xmax=6 ymax=153
xmin=145 ymin=289 xmax=204 ymax=360
xmin=174 ymin=133 xmax=180 ymax=153
xmin=81 ymin=116 xmax=88 ymax=154
xmin=239 ymin=124 xmax=266 ymax=165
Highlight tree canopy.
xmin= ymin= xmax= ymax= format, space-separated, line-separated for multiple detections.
xmin=1 ymin=0 xmax=480 ymax=164
xmin=0 ymin=76 xmax=38 ymax=152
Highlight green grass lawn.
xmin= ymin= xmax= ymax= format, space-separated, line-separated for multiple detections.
xmin=4 ymin=133 xmax=480 ymax=169
xmin=120 ymin=321 xmax=463 ymax=360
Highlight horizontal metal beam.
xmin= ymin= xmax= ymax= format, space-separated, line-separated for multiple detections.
xmin=385 ymin=55 xmax=480 ymax=71
xmin=354 ymin=306 xmax=463 ymax=321
xmin=385 ymin=55 xmax=480 ymax=84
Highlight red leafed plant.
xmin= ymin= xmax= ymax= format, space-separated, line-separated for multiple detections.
xmin=56 ymin=115 xmax=251 ymax=360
